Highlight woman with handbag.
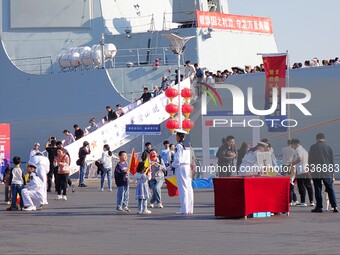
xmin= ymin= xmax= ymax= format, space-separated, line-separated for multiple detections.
xmin=99 ymin=144 xmax=113 ymax=191
xmin=54 ymin=148 xmax=70 ymax=200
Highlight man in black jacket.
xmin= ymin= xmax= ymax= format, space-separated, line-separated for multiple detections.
xmin=308 ymin=133 xmax=338 ymax=213
xmin=73 ymin=124 xmax=84 ymax=140
xmin=106 ymin=105 xmax=118 ymax=121
xmin=78 ymin=141 xmax=91 ymax=187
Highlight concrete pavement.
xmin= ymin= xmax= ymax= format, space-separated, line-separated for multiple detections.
xmin=0 ymin=180 xmax=339 ymax=255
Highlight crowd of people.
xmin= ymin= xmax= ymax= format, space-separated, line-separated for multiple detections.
xmin=215 ymin=133 xmax=338 ymax=213
xmin=3 ymin=129 xmax=193 ymax=215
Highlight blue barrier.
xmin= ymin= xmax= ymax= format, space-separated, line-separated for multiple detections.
xmin=192 ymin=176 xmax=215 ymax=189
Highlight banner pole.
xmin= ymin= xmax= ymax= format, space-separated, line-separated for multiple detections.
xmin=286 ymin=50 xmax=291 ymax=140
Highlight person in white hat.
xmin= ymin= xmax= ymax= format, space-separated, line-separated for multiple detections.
xmin=239 ymin=142 xmax=268 ymax=175
xmin=29 ymin=142 xmax=42 ymax=158
xmin=21 ymin=162 xmax=44 ymax=211
xmin=29 ymin=152 xmax=50 ymax=206
xmin=172 ymin=129 xmax=194 ymax=215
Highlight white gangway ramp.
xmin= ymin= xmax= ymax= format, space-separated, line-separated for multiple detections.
xmin=65 ymin=78 xmax=191 ymax=176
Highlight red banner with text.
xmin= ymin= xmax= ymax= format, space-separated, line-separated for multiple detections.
xmin=0 ymin=124 xmax=10 ymax=175
xmin=196 ymin=10 xmax=273 ymax=34
xmin=262 ymin=55 xmax=287 ymax=132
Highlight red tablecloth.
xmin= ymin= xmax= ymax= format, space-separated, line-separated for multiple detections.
xmin=213 ymin=176 xmax=290 ymax=218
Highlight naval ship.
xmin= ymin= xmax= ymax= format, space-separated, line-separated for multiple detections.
xmin=0 ymin=0 xmax=339 ymax=169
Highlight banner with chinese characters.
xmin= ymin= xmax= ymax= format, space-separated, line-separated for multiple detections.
xmin=0 ymin=124 xmax=10 ymax=176
xmin=262 ymin=55 xmax=287 ymax=132
xmin=196 ymin=10 xmax=272 ymax=34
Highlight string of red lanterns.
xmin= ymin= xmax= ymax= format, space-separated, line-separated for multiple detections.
xmin=165 ymin=87 xmax=194 ymax=133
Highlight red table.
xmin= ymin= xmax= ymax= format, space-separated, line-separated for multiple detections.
xmin=213 ymin=176 xmax=290 ymax=218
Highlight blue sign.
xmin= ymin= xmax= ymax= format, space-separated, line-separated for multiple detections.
xmin=125 ymin=124 xmax=161 ymax=135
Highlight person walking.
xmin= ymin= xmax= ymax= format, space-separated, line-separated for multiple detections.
xmin=99 ymin=144 xmax=113 ymax=191
xmin=172 ymin=129 xmax=194 ymax=215
xmin=308 ymin=133 xmax=338 ymax=213
xmin=290 ymin=139 xmax=314 ymax=207
xmin=54 ymin=148 xmax=70 ymax=200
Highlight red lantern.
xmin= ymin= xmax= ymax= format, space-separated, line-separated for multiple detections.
xmin=154 ymin=59 xmax=159 ymax=69
xmin=181 ymin=88 xmax=192 ymax=102
xmin=166 ymin=119 xmax=179 ymax=133
xmin=165 ymin=87 xmax=178 ymax=102
xmin=182 ymin=119 xmax=194 ymax=133
xmin=182 ymin=103 xmax=194 ymax=118
xmin=165 ymin=104 xmax=179 ymax=117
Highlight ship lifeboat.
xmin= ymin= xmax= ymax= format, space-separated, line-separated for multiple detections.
xmin=58 ymin=53 xmax=72 ymax=68
xmin=104 ymin=43 xmax=117 ymax=59
xmin=80 ymin=50 xmax=94 ymax=66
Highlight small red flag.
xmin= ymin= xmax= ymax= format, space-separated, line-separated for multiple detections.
xmin=128 ymin=149 xmax=139 ymax=175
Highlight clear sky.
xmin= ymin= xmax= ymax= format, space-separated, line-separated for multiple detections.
xmin=228 ymin=0 xmax=340 ymax=64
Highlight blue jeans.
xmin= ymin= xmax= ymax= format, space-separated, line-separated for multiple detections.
xmin=100 ymin=167 xmax=112 ymax=189
xmin=116 ymin=185 xmax=129 ymax=209
xmin=313 ymin=178 xmax=337 ymax=208
xmin=149 ymin=178 xmax=164 ymax=205
xmin=290 ymin=183 xmax=297 ymax=203
xmin=79 ymin=163 xmax=86 ymax=185
xmin=11 ymin=184 xmax=24 ymax=210
xmin=138 ymin=199 xmax=148 ymax=212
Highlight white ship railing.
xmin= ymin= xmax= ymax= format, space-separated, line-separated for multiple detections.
xmin=111 ymin=46 xmax=186 ymax=68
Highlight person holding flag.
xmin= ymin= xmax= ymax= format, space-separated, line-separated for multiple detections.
xmin=172 ymin=129 xmax=194 ymax=215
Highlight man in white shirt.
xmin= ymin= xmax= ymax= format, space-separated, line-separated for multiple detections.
xmin=291 ymin=139 xmax=314 ymax=207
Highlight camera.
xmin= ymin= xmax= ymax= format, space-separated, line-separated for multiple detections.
xmin=50 ymin=136 xmax=56 ymax=140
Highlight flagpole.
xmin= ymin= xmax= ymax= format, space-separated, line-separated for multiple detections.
xmin=286 ymin=50 xmax=291 ymax=140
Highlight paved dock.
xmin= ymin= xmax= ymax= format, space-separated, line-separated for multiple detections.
xmin=1 ymin=180 xmax=339 ymax=255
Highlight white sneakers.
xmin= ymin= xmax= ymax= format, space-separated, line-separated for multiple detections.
xmin=56 ymin=195 xmax=67 ymax=200
xmin=24 ymin=206 xmax=36 ymax=211
xmin=122 ymin=207 xmax=131 ymax=212
xmin=137 ymin=210 xmax=152 ymax=214
xmin=149 ymin=203 xmax=164 ymax=208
